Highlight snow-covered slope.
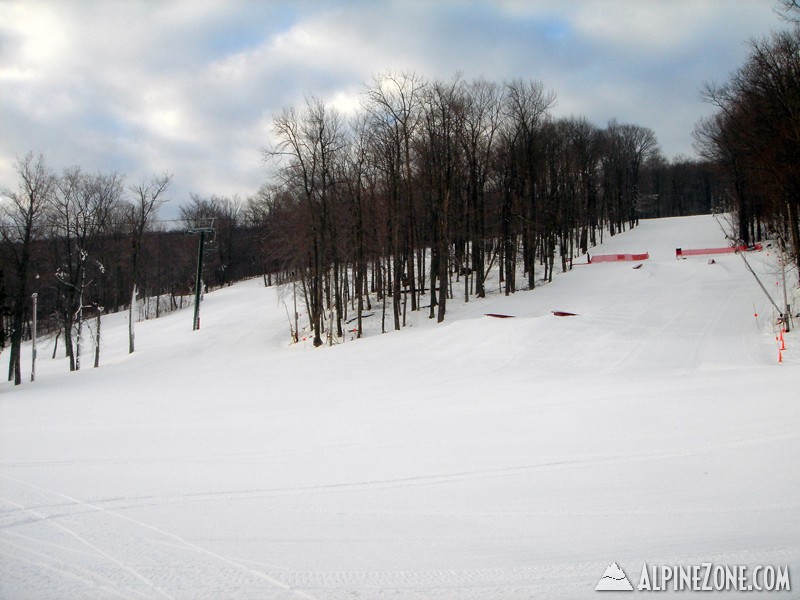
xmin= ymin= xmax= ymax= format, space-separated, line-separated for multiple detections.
xmin=1 ymin=215 xmax=798 ymax=599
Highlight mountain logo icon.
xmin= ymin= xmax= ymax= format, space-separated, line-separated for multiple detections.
xmin=595 ymin=562 xmax=634 ymax=591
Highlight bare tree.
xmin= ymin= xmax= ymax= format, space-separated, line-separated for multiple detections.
xmin=419 ymin=76 xmax=465 ymax=322
xmin=459 ymin=78 xmax=503 ymax=299
xmin=364 ymin=71 xmax=425 ymax=325
xmin=1 ymin=153 xmax=55 ymax=384
xmin=127 ymin=173 xmax=171 ymax=353
xmin=340 ymin=112 xmax=374 ymax=338
xmin=267 ymin=97 xmax=346 ymax=346
xmin=49 ymin=168 xmax=123 ymax=370
xmin=696 ymin=27 xmax=800 ymax=273
xmin=500 ymin=79 xmax=556 ymax=293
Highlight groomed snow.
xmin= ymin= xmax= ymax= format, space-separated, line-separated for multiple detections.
xmin=1 ymin=215 xmax=798 ymax=599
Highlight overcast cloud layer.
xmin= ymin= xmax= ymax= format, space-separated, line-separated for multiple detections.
xmin=0 ymin=1 xmax=785 ymax=217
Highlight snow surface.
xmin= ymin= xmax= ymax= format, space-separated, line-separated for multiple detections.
xmin=1 ymin=215 xmax=798 ymax=599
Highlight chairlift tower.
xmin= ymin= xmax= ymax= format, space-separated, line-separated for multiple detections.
xmin=186 ymin=217 xmax=216 ymax=331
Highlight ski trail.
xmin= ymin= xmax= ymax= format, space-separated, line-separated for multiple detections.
xmin=0 ymin=535 xmax=149 ymax=600
xmin=1 ymin=475 xmax=321 ymax=600
xmin=3 ymin=527 xmax=154 ymax=595
xmin=99 ymin=430 xmax=800 ymax=503
xmin=2 ymin=528 xmax=105 ymax=560
xmin=0 ymin=546 xmax=133 ymax=600
xmin=7 ymin=428 xmax=795 ymax=520
xmin=0 ymin=493 xmax=175 ymax=600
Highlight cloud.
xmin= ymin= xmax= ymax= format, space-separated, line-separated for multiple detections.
xmin=0 ymin=0 xmax=784 ymax=218
xmin=571 ymin=1 xmax=714 ymax=50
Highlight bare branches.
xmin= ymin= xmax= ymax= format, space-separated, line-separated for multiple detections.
xmin=695 ymin=26 xmax=800 ymax=279
xmin=775 ymin=0 xmax=800 ymax=23
xmin=130 ymin=173 xmax=172 ymax=235
xmin=1 ymin=153 xmax=55 ymax=383
xmin=1 ymin=153 xmax=54 ymax=251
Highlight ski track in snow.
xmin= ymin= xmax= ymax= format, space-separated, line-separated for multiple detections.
xmin=3 ymin=426 xmax=799 ymax=514
xmin=1 ymin=477 xmax=323 ymax=600
xmin=1 ymin=215 xmax=799 ymax=599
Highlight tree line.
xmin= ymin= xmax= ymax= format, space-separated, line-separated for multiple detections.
xmin=259 ymin=73 xmax=721 ymax=346
xmin=2 ymin=73 xmax=726 ymax=384
xmin=694 ymin=6 xmax=800 ymax=278
xmin=0 ymin=159 xmax=272 ymax=384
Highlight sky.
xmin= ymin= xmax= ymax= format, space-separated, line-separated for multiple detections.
xmin=0 ymin=0 xmax=787 ymax=218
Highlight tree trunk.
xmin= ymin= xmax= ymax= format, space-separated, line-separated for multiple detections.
xmin=128 ymin=284 xmax=136 ymax=353
xmin=94 ymin=310 xmax=102 ymax=368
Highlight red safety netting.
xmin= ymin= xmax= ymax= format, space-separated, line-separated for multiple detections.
xmin=675 ymin=244 xmax=762 ymax=258
xmin=588 ymin=252 xmax=649 ymax=263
